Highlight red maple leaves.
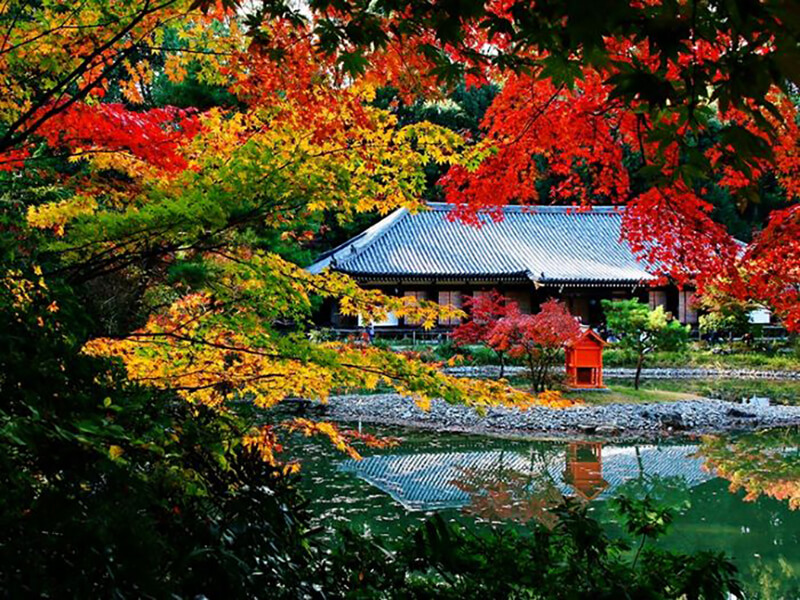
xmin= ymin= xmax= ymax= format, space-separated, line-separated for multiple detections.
xmin=0 ymin=103 xmax=201 ymax=173
xmin=451 ymin=290 xmax=512 ymax=347
xmin=454 ymin=294 xmax=581 ymax=390
xmin=488 ymin=300 xmax=582 ymax=360
xmin=440 ymin=45 xmax=798 ymax=328
xmin=442 ymin=72 xmax=632 ymax=225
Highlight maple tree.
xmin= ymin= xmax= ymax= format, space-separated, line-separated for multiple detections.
xmin=1 ymin=0 xmax=798 ymax=327
xmin=0 ymin=0 xmax=795 ymax=472
xmin=439 ymin=66 xmax=798 ymax=330
xmin=451 ymin=290 xmax=514 ymax=377
xmin=488 ymin=300 xmax=582 ymax=393
xmin=0 ymin=1 xmax=548 ymax=509
xmin=1 ymin=4 xmax=520 ymax=465
xmin=0 ymin=1 xmax=791 ymax=593
xmin=602 ymin=299 xmax=689 ymax=390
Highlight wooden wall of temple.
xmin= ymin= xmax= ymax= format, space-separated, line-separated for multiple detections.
xmin=320 ymin=281 xmax=697 ymax=329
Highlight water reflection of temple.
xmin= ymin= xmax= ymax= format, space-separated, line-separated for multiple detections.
xmin=564 ymin=442 xmax=608 ymax=501
xmin=339 ymin=443 xmax=713 ymax=511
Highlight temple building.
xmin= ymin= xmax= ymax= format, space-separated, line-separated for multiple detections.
xmin=309 ymin=203 xmax=698 ymax=329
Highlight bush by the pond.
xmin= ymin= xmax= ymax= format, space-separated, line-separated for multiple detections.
xmin=323 ymin=496 xmax=742 ymax=599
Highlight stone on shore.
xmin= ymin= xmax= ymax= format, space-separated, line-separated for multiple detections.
xmin=319 ymin=393 xmax=800 ymax=439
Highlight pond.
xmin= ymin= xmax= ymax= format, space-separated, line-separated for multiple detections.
xmin=291 ymin=425 xmax=800 ymax=599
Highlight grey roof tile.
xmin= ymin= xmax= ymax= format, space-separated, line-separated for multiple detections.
xmin=309 ymin=203 xmax=655 ymax=282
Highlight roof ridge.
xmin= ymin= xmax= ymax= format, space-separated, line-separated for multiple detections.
xmin=425 ymin=202 xmax=623 ymax=214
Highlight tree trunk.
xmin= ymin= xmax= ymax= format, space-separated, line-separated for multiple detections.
xmin=527 ymin=353 xmax=538 ymax=392
xmin=540 ymin=364 xmax=549 ymax=393
xmin=634 ymin=353 xmax=644 ymax=390
xmin=498 ymin=352 xmax=505 ymax=379
xmin=635 ymin=446 xmax=645 ymax=481
xmin=534 ymin=358 xmax=547 ymax=393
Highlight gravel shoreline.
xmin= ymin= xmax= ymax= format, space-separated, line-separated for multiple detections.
xmin=320 ymin=393 xmax=800 ymax=439
xmin=444 ymin=365 xmax=800 ymax=381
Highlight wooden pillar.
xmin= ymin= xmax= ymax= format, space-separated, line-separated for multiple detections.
xmin=649 ymin=289 xmax=667 ymax=310
xmin=678 ymin=290 xmax=698 ymax=324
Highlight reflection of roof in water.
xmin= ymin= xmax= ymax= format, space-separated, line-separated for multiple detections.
xmin=339 ymin=445 xmax=714 ymax=511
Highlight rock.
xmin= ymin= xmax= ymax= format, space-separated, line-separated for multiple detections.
xmin=320 ymin=392 xmax=800 ymax=439
xmin=660 ymin=414 xmax=685 ymax=430
xmin=727 ymin=408 xmax=756 ymax=419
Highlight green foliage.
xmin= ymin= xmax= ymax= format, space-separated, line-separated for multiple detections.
xmin=322 ymin=497 xmax=742 ymax=599
xmin=432 ymin=337 xmax=459 ymax=361
xmin=465 ymin=344 xmax=510 ymax=366
xmin=602 ymin=299 xmax=690 ymax=389
xmin=374 ymin=84 xmax=499 ymax=137
xmin=698 ymin=310 xmax=751 ymax=338
xmin=696 ymin=292 xmax=759 ymax=340
xmin=370 ymin=84 xmax=499 ymax=202
xmin=149 ymin=52 xmax=241 ymax=111
xmin=603 ymin=300 xmax=690 ymax=355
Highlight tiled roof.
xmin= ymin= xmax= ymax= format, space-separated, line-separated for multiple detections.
xmin=308 ymin=204 xmax=655 ymax=283
xmin=339 ymin=444 xmax=713 ymax=511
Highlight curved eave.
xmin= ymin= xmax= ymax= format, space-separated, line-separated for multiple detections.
xmin=334 ymin=268 xmax=657 ymax=287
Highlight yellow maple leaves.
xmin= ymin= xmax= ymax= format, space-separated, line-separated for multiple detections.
xmin=82 ymin=248 xmax=547 ymax=422
xmin=285 ymin=418 xmax=362 ymax=460
xmin=0 ymin=1 xmax=201 ymax=124
xmin=27 ymin=196 xmax=98 ymax=235
xmin=6 ymin=3 xmax=573 ymax=469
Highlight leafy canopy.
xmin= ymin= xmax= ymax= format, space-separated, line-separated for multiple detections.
xmin=603 ymin=299 xmax=690 ymax=356
xmin=602 ymin=299 xmax=690 ymax=388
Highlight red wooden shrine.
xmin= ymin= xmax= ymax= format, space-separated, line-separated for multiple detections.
xmin=565 ymin=327 xmax=606 ymax=389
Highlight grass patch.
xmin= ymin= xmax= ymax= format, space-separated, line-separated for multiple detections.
xmin=504 ymin=373 xmax=799 ymax=406
xmin=610 ymin=378 xmax=800 ymax=406
xmin=599 ymin=347 xmax=800 ymax=371
xmin=563 ymin=385 xmax=702 ymax=405
xmin=504 ymin=374 xmax=701 ymax=405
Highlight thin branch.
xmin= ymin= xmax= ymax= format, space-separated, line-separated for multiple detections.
xmin=0 ymin=0 xmax=181 ymax=153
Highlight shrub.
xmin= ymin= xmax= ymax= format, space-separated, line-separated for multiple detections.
xmin=433 ymin=337 xmax=460 ymax=361
xmin=489 ymin=300 xmax=581 ymax=392
xmin=451 ymin=290 xmax=515 ymax=376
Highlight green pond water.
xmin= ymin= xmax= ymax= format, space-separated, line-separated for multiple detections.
xmin=290 ymin=424 xmax=800 ymax=599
